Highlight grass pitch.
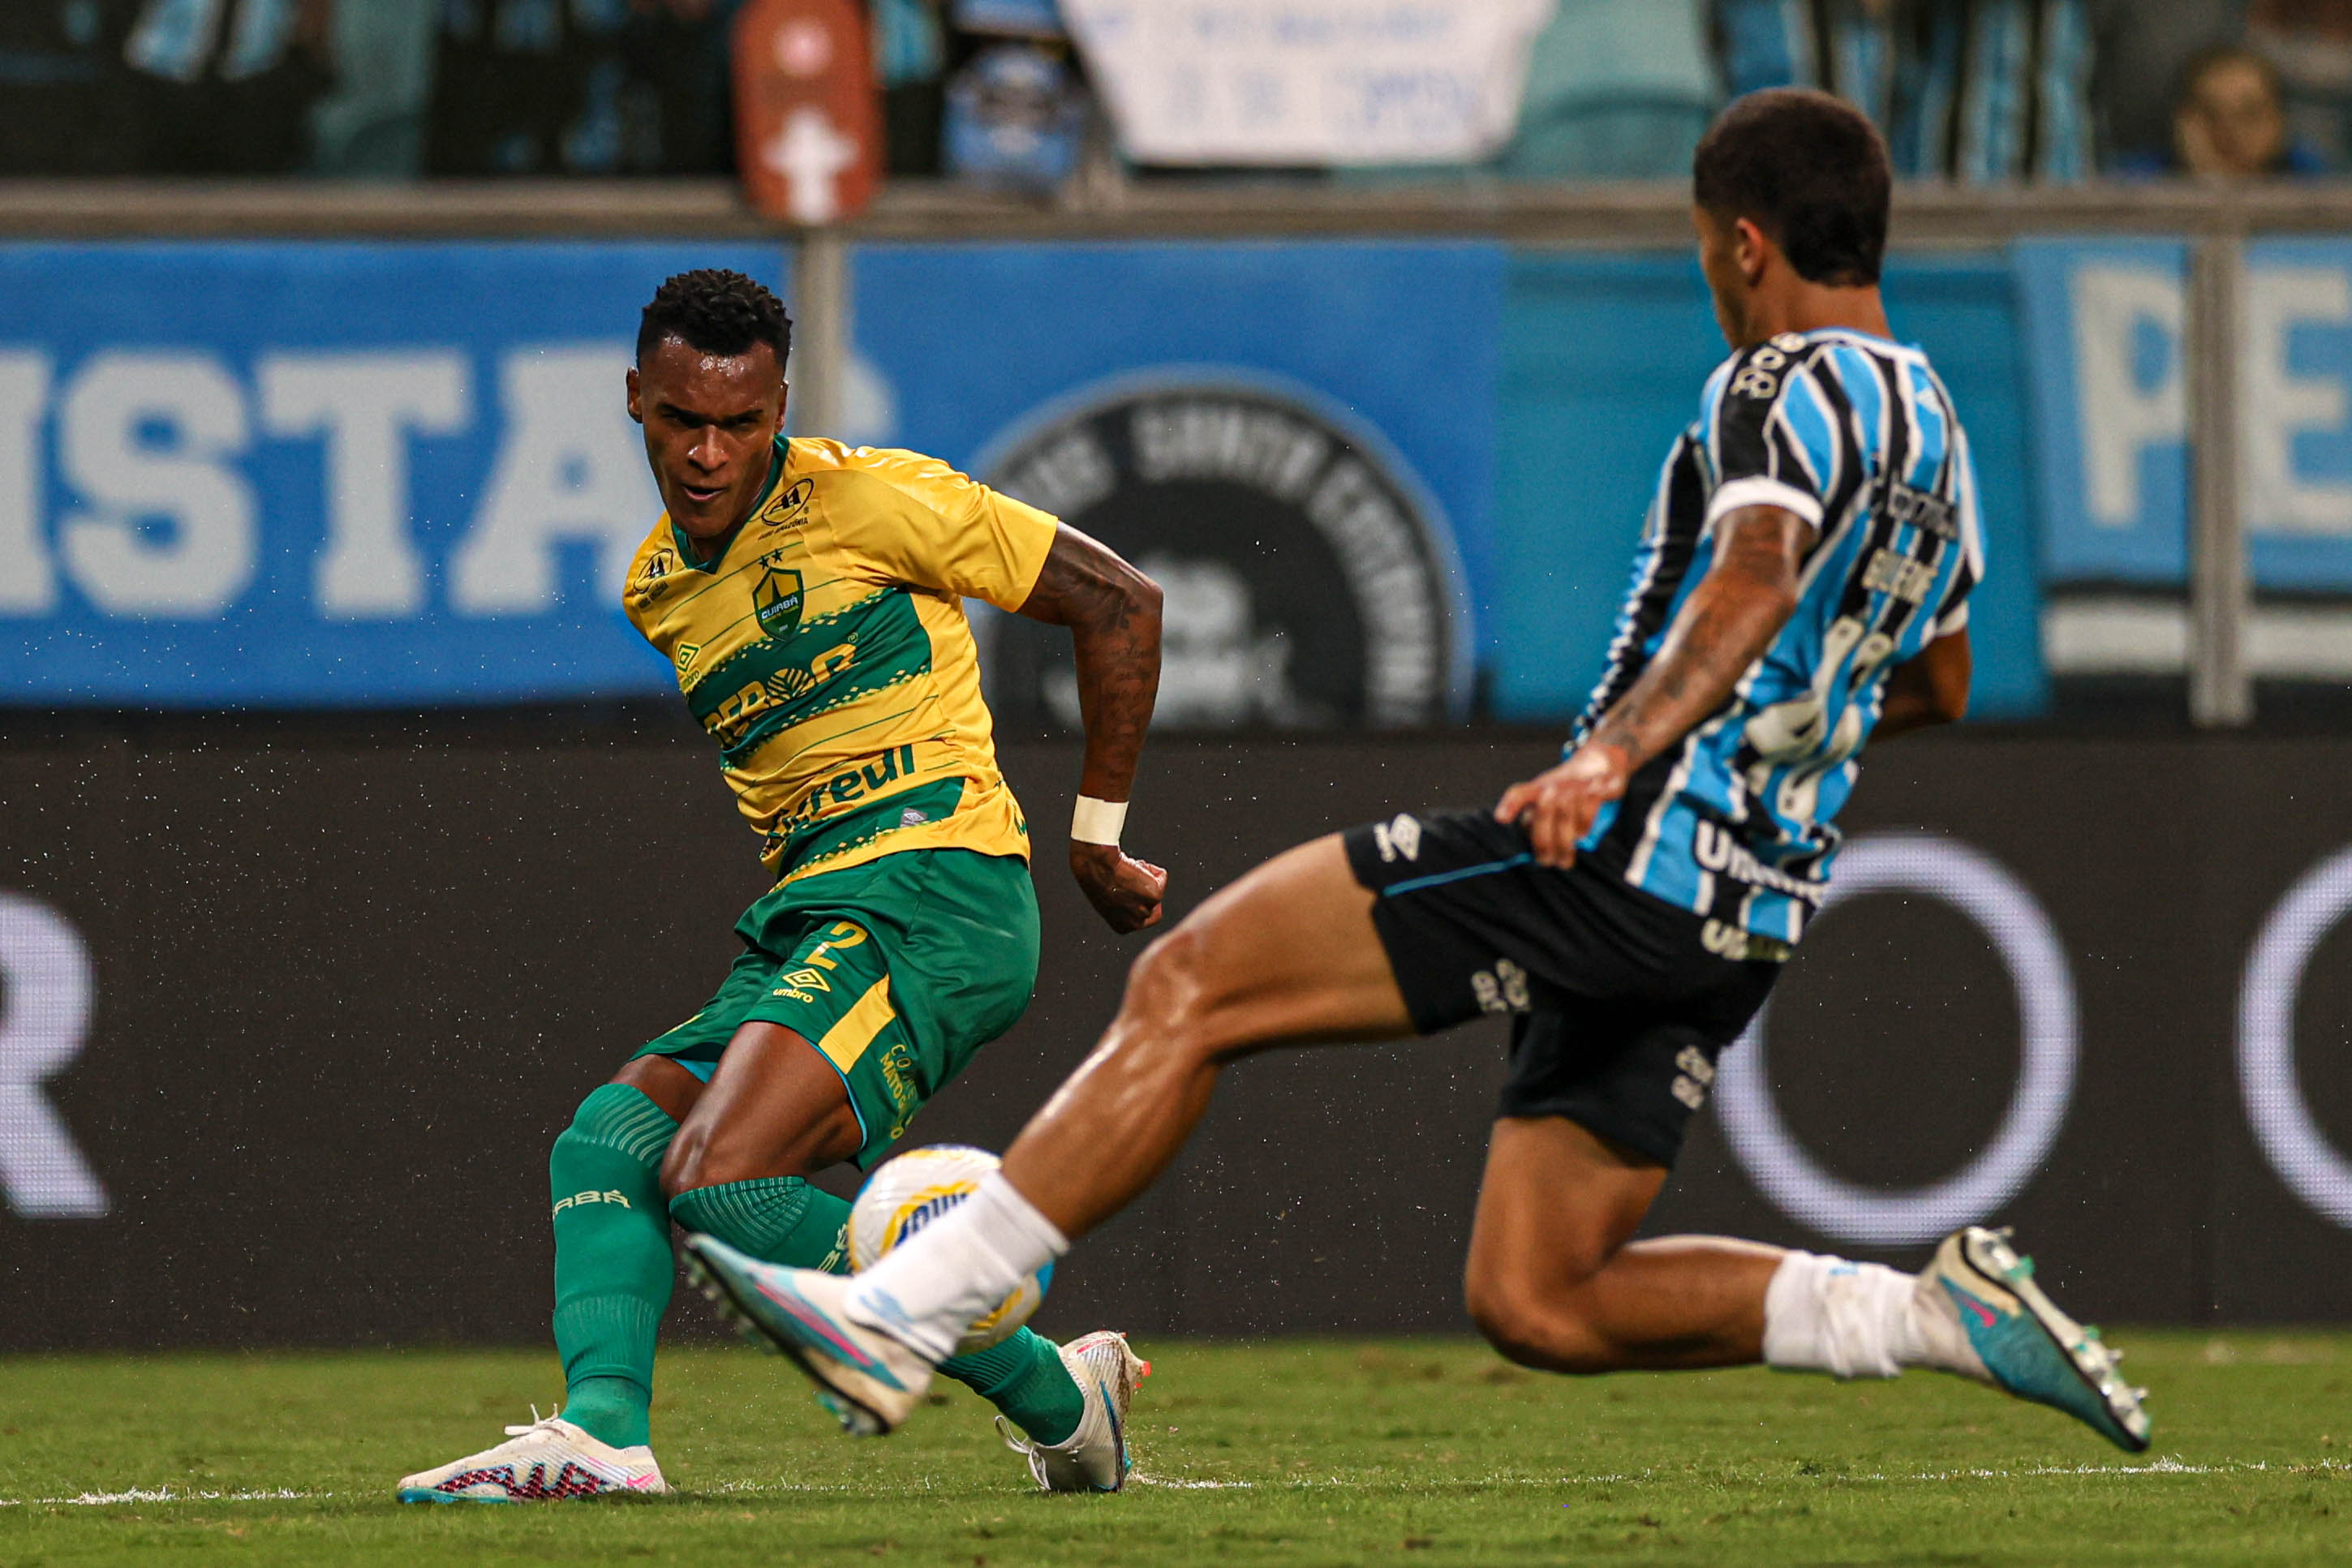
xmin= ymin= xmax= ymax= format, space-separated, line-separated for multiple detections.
xmin=1 ymin=1333 xmax=2346 ymax=1566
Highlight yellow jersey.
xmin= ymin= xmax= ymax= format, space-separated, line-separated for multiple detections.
xmin=621 ymin=437 xmax=1060 ymax=884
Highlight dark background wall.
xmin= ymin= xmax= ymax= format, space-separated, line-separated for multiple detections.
xmin=2 ymin=718 xmax=2350 ymax=1352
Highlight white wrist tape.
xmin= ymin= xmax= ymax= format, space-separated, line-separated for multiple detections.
xmin=1070 ymin=795 xmax=1128 ymax=846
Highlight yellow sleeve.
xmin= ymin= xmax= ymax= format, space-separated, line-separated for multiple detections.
xmin=832 ymin=453 xmax=1061 ymax=611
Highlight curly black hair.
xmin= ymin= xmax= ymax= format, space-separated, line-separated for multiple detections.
xmin=1693 ymin=88 xmax=1890 ymax=289
xmin=636 ymin=268 xmax=793 ymax=367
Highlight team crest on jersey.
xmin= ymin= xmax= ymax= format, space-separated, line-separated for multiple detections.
xmin=755 ymin=561 xmax=805 ymax=638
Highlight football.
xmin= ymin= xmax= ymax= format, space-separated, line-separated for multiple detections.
xmin=846 ymin=1145 xmax=1052 ymax=1355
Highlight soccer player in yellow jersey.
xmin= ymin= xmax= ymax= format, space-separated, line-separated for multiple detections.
xmin=399 ymin=269 xmax=1167 ymax=1502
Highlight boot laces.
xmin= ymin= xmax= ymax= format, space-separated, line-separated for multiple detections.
xmin=995 ymin=1416 xmax=1053 ymax=1489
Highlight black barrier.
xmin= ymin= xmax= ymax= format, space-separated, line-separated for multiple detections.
xmin=2 ymin=724 xmax=2350 ymax=1351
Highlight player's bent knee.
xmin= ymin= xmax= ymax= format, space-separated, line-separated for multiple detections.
xmin=1117 ymin=922 xmax=1254 ymax=1063
xmin=657 ymin=1132 xmax=710 ymax=1201
xmin=659 ymin=1121 xmax=766 ymax=1200
xmin=1464 ymin=1275 xmax=1618 ymax=1375
xmin=1119 ymin=930 xmax=1210 ymax=1042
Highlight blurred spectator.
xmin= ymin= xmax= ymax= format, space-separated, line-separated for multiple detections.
xmin=2083 ymin=0 xmax=2244 ymax=170
xmin=0 ymin=2 xmax=140 ymax=174
xmin=1717 ymin=1 xmax=2093 ymax=182
xmin=941 ymin=0 xmax=1085 ymax=187
xmin=1501 ymin=0 xmax=1717 ymax=179
xmin=2247 ymin=0 xmax=2352 ymax=166
xmin=426 ymin=0 xmax=733 ymax=176
xmin=310 ymin=0 xmax=436 ymax=174
xmin=125 ymin=0 xmax=335 ymax=173
xmin=874 ymin=0 xmax=948 ymax=173
xmin=2129 ymin=41 xmax=2325 ymax=175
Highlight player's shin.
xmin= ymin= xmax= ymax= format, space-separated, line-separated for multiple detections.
xmin=669 ymin=1172 xmax=1082 ymax=1439
xmin=550 ymin=1085 xmax=682 ymax=1450
xmin=845 ymin=1171 xmax=1070 ymax=1362
xmin=1761 ymin=1248 xmax=1944 ymax=1380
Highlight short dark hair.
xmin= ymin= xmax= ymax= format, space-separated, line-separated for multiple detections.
xmin=637 ymin=268 xmax=793 ymax=367
xmin=1693 ymin=88 xmax=1890 ymax=288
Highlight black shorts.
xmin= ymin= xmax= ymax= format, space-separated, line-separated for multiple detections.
xmin=1343 ymin=809 xmax=1786 ymax=1166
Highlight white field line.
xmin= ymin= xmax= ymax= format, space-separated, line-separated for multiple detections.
xmin=5 ymin=1458 xmax=2344 ymax=1507
xmin=1131 ymin=1474 xmax=1256 ymax=1489
xmin=0 ymin=1488 xmax=320 ymax=1507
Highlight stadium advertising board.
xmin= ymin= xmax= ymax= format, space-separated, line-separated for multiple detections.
xmin=0 ymin=242 xmax=786 ymax=706
xmin=2018 ymin=238 xmax=2352 ymax=677
xmin=0 ymin=238 xmax=1498 ymax=722
xmin=2 ymin=728 xmax=2348 ymax=1347
xmin=836 ymin=240 xmax=1503 ymax=729
xmin=2017 ymin=237 xmax=2352 ymax=591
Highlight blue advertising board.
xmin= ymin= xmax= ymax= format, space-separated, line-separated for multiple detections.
xmin=0 ymin=238 xmax=1503 ymax=721
xmin=1491 ymin=251 xmax=2049 ymax=721
xmin=2018 ymin=235 xmax=2352 ymax=592
xmin=846 ymin=240 xmax=1504 ymax=728
xmin=0 ymin=242 xmax=785 ymax=705
xmin=2 ymin=235 xmax=2051 ymax=720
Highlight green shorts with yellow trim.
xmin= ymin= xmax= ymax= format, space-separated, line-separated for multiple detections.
xmin=632 ymin=846 xmax=1040 ymax=1169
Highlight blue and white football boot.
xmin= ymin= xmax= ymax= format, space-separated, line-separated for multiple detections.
xmin=682 ymin=1232 xmax=935 ymax=1435
xmin=997 ymin=1330 xmax=1150 ymax=1493
xmin=1916 ymin=1226 xmax=2151 ymax=1452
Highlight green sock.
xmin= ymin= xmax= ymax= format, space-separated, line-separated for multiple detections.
xmin=941 ymin=1330 xmax=1084 ymax=1446
xmin=549 ymin=1084 xmax=678 ymax=1451
xmin=670 ymin=1175 xmax=1082 ymax=1445
xmin=669 ymin=1175 xmax=851 ymax=1271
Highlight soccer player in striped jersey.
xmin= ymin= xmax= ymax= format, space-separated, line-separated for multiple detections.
xmin=398 ymin=270 xmax=1164 ymax=1502
xmin=685 ymin=91 xmax=2152 ymax=1455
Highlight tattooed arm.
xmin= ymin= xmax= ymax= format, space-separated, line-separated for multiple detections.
xmin=1494 ymin=505 xmax=1813 ymax=869
xmin=1016 ymin=525 xmax=1168 ymax=931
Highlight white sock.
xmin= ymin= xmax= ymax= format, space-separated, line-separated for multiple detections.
xmin=1761 ymin=1250 xmax=1924 ymax=1380
xmin=845 ymin=1171 xmax=1069 ymax=1362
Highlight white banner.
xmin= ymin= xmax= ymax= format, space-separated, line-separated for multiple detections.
xmin=1062 ymin=0 xmax=1557 ymax=166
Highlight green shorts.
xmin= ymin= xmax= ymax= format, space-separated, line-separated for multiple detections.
xmin=633 ymin=848 xmax=1041 ymax=1169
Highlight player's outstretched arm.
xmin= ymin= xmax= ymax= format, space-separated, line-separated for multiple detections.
xmin=1497 ymin=504 xmax=1813 ymax=868
xmin=1873 ymin=627 xmax=1971 ymax=740
xmin=1016 ymin=525 xmax=1169 ymax=932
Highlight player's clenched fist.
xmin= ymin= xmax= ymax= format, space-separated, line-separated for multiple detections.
xmin=1494 ymin=741 xmax=1636 ymax=870
xmin=1070 ymin=841 xmax=1168 ymax=933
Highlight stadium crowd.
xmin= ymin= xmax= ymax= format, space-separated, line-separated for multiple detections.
xmin=0 ymin=2 xmax=2338 ymax=183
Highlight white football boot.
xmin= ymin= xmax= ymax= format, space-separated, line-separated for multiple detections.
xmin=996 ymin=1330 xmax=1150 ymax=1493
xmin=395 ymin=1411 xmax=667 ymax=1503
xmin=682 ymin=1232 xmax=936 ymax=1435
xmin=1912 ymin=1226 xmax=2151 ymax=1452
